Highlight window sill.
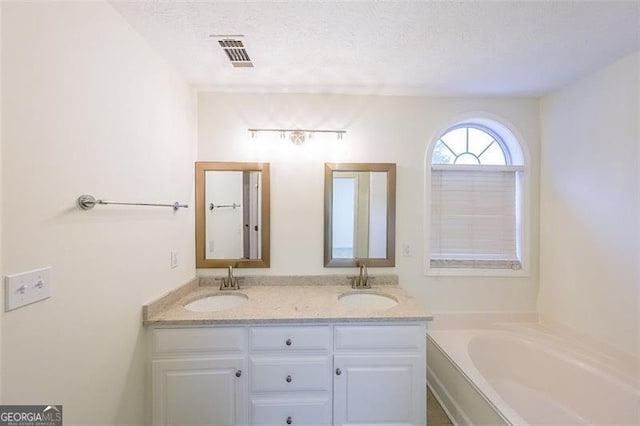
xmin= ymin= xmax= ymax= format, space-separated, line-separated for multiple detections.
xmin=424 ymin=266 xmax=529 ymax=278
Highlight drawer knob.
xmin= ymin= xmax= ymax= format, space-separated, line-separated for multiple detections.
xmin=335 ymin=368 xmax=342 ymax=376
xmin=285 ymin=338 xmax=292 ymax=346
xmin=286 ymin=416 xmax=292 ymax=425
xmin=285 ymin=375 xmax=292 ymax=383
xmin=235 ymin=370 xmax=242 ymax=378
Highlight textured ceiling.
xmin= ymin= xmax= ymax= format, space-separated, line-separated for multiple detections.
xmin=111 ymin=1 xmax=640 ymax=96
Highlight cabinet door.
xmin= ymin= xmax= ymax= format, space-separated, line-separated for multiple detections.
xmin=333 ymin=354 xmax=425 ymax=426
xmin=152 ymin=356 xmax=247 ymax=426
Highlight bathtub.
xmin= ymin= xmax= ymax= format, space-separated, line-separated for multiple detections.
xmin=427 ymin=326 xmax=640 ymax=425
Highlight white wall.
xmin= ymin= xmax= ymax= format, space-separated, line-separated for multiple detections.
xmin=0 ymin=1 xmax=3 ymax=402
xmin=198 ymin=93 xmax=540 ymax=313
xmin=539 ymin=52 xmax=639 ymax=358
xmin=1 ymin=2 xmax=196 ymax=423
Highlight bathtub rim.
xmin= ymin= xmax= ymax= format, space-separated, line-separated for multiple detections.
xmin=427 ymin=331 xmax=520 ymax=425
xmin=428 ymin=326 xmax=640 ymax=426
xmin=467 ymin=328 xmax=640 ymax=392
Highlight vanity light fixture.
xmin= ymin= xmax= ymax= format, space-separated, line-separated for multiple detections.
xmin=248 ymin=128 xmax=346 ymax=145
xmin=289 ymin=131 xmax=305 ymax=145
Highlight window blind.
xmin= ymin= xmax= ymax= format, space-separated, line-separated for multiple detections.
xmin=430 ymin=166 xmax=522 ymax=270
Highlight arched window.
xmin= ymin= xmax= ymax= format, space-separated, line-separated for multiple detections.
xmin=429 ymin=121 xmax=525 ymax=272
xmin=432 ymin=125 xmax=510 ymax=166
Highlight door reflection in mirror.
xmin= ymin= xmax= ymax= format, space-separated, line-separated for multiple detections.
xmin=332 ymin=171 xmax=388 ymax=259
xmin=205 ymin=170 xmax=262 ymax=260
xmin=332 ymin=176 xmax=356 ymax=258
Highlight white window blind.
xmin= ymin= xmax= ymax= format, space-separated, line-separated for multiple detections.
xmin=431 ymin=166 xmax=522 ymax=270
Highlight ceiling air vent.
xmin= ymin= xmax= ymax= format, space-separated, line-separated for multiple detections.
xmin=216 ymin=38 xmax=253 ymax=68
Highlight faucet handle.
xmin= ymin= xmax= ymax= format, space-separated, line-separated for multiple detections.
xmin=349 ymin=275 xmax=360 ymax=289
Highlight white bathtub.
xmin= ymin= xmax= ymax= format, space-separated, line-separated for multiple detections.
xmin=427 ymin=326 xmax=640 ymax=425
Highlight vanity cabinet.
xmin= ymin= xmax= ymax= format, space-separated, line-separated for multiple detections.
xmin=333 ymin=325 xmax=426 ymax=426
xmin=152 ymin=357 xmax=246 ymax=425
xmin=150 ymin=327 xmax=248 ymax=426
xmin=149 ymin=323 xmax=426 ymax=426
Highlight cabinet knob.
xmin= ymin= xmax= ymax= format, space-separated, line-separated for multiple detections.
xmin=235 ymin=370 xmax=242 ymax=378
xmin=286 ymin=416 xmax=292 ymax=425
xmin=285 ymin=338 xmax=292 ymax=346
xmin=335 ymin=368 xmax=342 ymax=376
xmin=285 ymin=375 xmax=292 ymax=383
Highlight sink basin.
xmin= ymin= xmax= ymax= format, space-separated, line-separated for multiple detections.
xmin=338 ymin=292 xmax=398 ymax=310
xmin=184 ymin=293 xmax=248 ymax=312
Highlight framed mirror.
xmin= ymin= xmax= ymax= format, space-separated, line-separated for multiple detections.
xmin=196 ymin=162 xmax=270 ymax=268
xmin=324 ymin=163 xmax=396 ymax=267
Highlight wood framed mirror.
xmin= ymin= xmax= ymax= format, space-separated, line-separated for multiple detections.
xmin=196 ymin=162 xmax=270 ymax=268
xmin=324 ymin=163 xmax=396 ymax=267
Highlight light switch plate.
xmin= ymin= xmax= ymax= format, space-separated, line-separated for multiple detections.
xmin=5 ymin=267 xmax=51 ymax=311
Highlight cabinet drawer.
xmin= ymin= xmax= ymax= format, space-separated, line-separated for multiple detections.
xmin=250 ymin=356 xmax=331 ymax=393
xmin=334 ymin=324 xmax=425 ymax=351
xmin=250 ymin=326 xmax=331 ymax=352
xmin=251 ymin=397 xmax=331 ymax=426
xmin=151 ymin=327 xmax=246 ymax=355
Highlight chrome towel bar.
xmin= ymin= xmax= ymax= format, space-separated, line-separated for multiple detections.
xmin=77 ymin=194 xmax=188 ymax=211
xmin=209 ymin=202 xmax=241 ymax=210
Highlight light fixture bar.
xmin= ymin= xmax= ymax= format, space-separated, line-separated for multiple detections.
xmin=248 ymin=128 xmax=346 ymax=141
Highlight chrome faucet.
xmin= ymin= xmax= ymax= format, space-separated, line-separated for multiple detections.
xmin=352 ymin=264 xmax=371 ymax=289
xmin=218 ymin=266 xmax=240 ymax=290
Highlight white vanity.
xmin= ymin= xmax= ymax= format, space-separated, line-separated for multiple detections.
xmin=144 ymin=278 xmax=430 ymax=426
xmin=164 ymin=162 xmax=430 ymax=424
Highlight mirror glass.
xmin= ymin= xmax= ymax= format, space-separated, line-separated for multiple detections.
xmin=205 ymin=170 xmax=262 ymax=260
xmin=196 ymin=162 xmax=270 ymax=268
xmin=325 ymin=163 xmax=396 ymax=267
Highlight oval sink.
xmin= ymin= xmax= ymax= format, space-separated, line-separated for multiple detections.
xmin=338 ymin=292 xmax=398 ymax=310
xmin=184 ymin=294 xmax=248 ymax=312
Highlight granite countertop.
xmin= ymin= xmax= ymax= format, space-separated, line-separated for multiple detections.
xmin=143 ymin=275 xmax=432 ymax=326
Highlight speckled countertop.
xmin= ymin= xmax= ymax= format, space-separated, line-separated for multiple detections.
xmin=143 ymin=275 xmax=432 ymax=326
